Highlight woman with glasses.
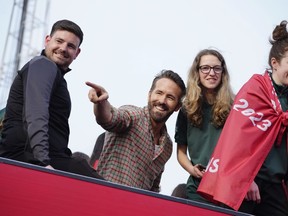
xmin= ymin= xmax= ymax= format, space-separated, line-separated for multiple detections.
xmin=174 ymin=49 xmax=234 ymax=204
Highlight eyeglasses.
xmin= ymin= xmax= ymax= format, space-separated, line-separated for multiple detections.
xmin=199 ymin=65 xmax=223 ymax=74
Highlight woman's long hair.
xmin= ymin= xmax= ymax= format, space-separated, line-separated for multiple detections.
xmin=183 ymin=49 xmax=234 ymax=128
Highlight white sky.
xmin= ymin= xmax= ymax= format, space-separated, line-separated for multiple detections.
xmin=1 ymin=0 xmax=288 ymax=196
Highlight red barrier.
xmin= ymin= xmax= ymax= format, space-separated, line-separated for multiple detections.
xmin=0 ymin=158 xmax=251 ymax=216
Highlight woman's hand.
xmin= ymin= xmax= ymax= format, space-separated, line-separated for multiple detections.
xmin=192 ymin=164 xmax=206 ymax=178
xmin=245 ymin=181 xmax=261 ymax=203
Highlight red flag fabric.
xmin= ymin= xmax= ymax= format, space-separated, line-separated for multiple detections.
xmin=197 ymin=71 xmax=288 ymax=210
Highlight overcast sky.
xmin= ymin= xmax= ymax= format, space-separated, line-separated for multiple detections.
xmin=1 ymin=0 xmax=288 ymax=196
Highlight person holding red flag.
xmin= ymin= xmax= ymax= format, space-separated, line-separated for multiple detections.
xmin=198 ymin=20 xmax=288 ymax=216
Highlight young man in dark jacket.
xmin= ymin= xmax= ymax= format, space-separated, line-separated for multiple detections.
xmin=0 ymin=19 xmax=103 ymax=180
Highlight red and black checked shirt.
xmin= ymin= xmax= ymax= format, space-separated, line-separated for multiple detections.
xmin=96 ymin=105 xmax=173 ymax=192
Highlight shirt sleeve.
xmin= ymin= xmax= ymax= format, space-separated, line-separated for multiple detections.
xmin=100 ymin=105 xmax=141 ymax=133
xmin=174 ymin=108 xmax=188 ymax=145
xmin=23 ymin=57 xmax=58 ymax=165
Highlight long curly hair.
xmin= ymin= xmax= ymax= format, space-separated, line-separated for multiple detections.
xmin=183 ymin=49 xmax=234 ymax=128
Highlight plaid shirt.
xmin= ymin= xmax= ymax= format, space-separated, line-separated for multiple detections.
xmin=97 ymin=105 xmax=172 ymax=192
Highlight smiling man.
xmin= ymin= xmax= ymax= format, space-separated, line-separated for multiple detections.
xmin=0 ymin=19 xmax=103 ymax=180
xmin=86 ymin=70 xmax=186 ymax=192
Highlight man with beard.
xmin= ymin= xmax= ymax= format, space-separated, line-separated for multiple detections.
xmin=0 ymin=20 xmax=103 ymax=180
xmin=86 ymin=70 xmax=186 ymax=192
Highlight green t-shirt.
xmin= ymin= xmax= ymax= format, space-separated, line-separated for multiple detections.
xmin=175 ymin=103 xmax=223 ymax=203
xmin=175 ymin=103 xmax=222 ymax=167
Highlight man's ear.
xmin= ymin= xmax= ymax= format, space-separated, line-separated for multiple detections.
xmin=44 ymin=35 xmax=51 ymax=46
xmin=147 ymin=91 xmax=151 ymax=103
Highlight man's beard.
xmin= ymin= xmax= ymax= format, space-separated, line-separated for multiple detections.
xmin=148 ymin=101 xmax=172 ymax=123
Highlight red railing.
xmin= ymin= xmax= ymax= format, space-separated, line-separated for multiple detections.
xmin=0 ymin=157 xmax=251 ymax=216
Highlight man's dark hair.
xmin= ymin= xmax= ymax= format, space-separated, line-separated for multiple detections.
xmin=171 ymin=183 xmax=187 ymax=199
xmin=90 ymin=132 xmax=105 ymax=166
xmin=150 ymin=69 xmax=186 ymax=103
xmin=50 ymin=19 xmax=84 ymax=46
xmin=72 ymin=151 xmax=90 ymax=163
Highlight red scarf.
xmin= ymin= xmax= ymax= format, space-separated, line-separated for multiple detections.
xmin=198 ymin=71 xmax=288 ymax=210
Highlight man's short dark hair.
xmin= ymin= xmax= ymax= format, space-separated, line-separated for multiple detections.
xmin=50 ymin=19 xmax=84 ymax=46
xmin=150 ymin=69 xmax=186 ymax=103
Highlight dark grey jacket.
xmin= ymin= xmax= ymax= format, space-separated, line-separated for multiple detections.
xmin=0 ymin=50 xmax=72 ymax=166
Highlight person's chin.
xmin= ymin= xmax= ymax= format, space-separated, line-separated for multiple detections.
xmin=205 ymin=84 xmax=219 ymax=90
xmin=53 ymin=57 xmax=66 ymax=65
